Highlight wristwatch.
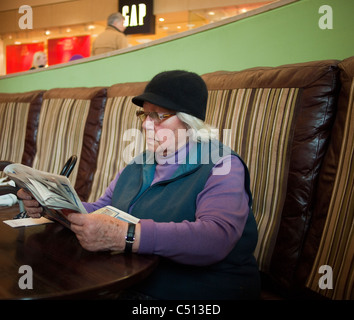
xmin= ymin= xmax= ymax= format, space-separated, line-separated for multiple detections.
xmin=125 ymin=223 xmax=136 ymax=253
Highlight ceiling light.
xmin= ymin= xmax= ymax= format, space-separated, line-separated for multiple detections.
xmin=208 ymin=11 xmax=215 ymax=15
xmin=159 ymin=18 xmax=165 ymax=22
xmin=241 ymin=8 xmax=247 ymax=13
xmin=45 ymin=30 xmax=51 ymax=35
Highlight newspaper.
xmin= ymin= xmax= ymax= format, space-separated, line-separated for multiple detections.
xmin=3 ymin=164 xmax=139 ymax=228
xmin=92 ymin=206 xmax=140 ymax=224
xmin=4 ymin=163 xmax=87 ymax=214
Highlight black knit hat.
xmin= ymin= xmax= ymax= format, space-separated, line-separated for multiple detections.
xmin=132 ymin=70 xmax=208 ymax=121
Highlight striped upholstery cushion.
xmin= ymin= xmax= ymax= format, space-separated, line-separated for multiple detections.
xmin=205 ymin=88 xmax=301 ymax=271
xmin=0 ymin=102 xmax=30 ymax=165
xmin=32 ymin=98 xmax=90 ymax=185
xmin=306 ymin=78 xmax=354 ymax=300
xmin=0 ymin=90 xmax=44 ymax=178
xmin=29 ymin=87 xmax=107 ymax=201
xmin=87 ymin=96 xmax=143 ymax=202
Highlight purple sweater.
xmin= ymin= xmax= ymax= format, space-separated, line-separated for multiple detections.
xmin=83 ymin=144 xmax=250 ymax=266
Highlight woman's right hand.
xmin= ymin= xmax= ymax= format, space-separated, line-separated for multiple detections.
xmin=17 ymin=188 xmax=43 ymax=218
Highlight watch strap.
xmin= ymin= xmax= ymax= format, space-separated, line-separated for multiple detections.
xmin=125 ymin=223 xmax=136 ymax=253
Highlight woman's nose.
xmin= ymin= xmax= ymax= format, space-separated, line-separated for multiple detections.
xmin=142 ymin=118 xmax=155 ymax=130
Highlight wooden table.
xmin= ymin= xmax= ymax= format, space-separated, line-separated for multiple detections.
xmin=0 ymin=206 xmax=158 ymax=300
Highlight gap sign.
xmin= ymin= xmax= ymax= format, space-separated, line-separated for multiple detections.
xmin=119 ymin=0 xmax=155 ymax=35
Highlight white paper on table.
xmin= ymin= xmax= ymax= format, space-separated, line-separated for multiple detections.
xmin=3 ymin=217 xmax=54 ymax=228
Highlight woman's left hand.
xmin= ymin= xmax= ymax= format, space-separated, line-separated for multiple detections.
xmin=67 ymin=213 xmax=128 ymax=252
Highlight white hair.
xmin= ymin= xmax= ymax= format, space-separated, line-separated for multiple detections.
xmin=176 ymin=112 xmax=219 ymax=142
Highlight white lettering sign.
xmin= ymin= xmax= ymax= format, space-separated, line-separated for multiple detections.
xmin=122 ymin=3 xmax=147 ymax=27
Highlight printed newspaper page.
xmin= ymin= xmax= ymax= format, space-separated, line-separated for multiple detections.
xmin=4 ymin=164 xmax=138 ymax=229
xmin=92 ymin=206 xmax=140 ymax=224
xmin=4 ymin=163 xmax=87 ymax=213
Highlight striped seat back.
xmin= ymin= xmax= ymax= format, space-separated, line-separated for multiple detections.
xmin=205 ymin=87 xmax=301 ymax=271
xmin=202 ymin=60 xmax=339 ymax=291
xmin=0 ymin=90 xmax=44 ymax=177
xmin=87 ymin=82 xmax=146 ymax=202
xmin=31 ymin=87 xmax=106 ymax=200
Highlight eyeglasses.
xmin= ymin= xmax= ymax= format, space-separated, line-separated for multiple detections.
xmin=136 ymin=111 xmax=176 ymax=123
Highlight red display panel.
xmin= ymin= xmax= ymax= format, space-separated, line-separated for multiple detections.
xmin=6 ymin=42 xmax=45 ymax=74
xmin=47 ymin=35 xmax=90 ymax=65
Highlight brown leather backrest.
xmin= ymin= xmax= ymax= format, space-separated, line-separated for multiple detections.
xmin=202 ymin=59 xmax=341 ymax=291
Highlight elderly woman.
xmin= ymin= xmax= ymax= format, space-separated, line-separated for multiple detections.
xmin=18 ymin=70 xmax=260 ymax=300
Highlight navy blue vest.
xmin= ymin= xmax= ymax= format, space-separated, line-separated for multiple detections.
xmin=112 ymin=141 xmax=260 ymax=299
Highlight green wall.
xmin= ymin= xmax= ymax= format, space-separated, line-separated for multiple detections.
xmin=0 ymin=0 xmax=353 ymax=93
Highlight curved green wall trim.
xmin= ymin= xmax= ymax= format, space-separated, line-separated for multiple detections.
xmin=0 ymin=0 xmax=353 ymax=93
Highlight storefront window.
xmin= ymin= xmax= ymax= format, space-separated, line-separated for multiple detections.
xmin=129 ymin=2 xmax=276 ymax=46
xmin=0 ymin=1 xmax=278 ymax=74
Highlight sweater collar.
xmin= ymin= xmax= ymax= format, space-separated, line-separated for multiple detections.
xmin=154 ymin=140 xmax=196 ymax=165
xmin=106 ymin=24 xmax=124 ymax=34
